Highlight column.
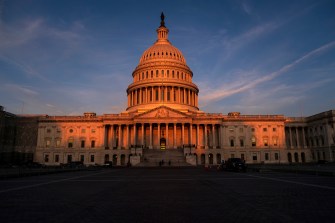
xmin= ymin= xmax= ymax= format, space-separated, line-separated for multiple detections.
xmin=296 ymin=127 xmax=300 ymax=148
xmin=289 ymin=127 xmax=293 ymax=148
xmin=110 ymin=124 xmax=114 ymax=148
xmin=135 ymin=90 xmax=137 ymax=105
xmin=212 ymin=124 xmax=216 ymax=148
xmin=118 ymin=125 xmax=122 ymax=149
xmin=178 ymin=87 xmax=181 ymax=103
xmin=174 ymin=123 xmax=177 ymax=149
xmin=141 ymin=124 xmax=145 ymax=146
xmin=126 ymin=125 xmax=130 ymax=149
xmin=158 ymin=123 xmax=161 ymax=149
xmin=302 ymin=127 xmax=306 ymax=148
xmin=204 ymin=124 xmax=208 ymax=149
xmin=158 ymin=87 xmax=161 ymax=102
xmin=183 ymin=88 xmax=186 ymax=104
xmin=196 ymin=124 xmax=200 ymax=148
xmin=149 ymin=123 xmax=153 ymax=149
xmin=139 ymin=88 xmax=142 ymax=104
xmin=165 ymin=86 xmax=167 ymax=102
xmin=104 ymin=125 xmax=109 ymax=149
xmin=219 ymin=125 xmax=223 ymax=149
xmin=145 ymin=88 xmax=148 ymax=103
xmin=190 ymin=124 xmax=193 ymax=147
xmin=182 ymin=123 xmax=185 ymax=145
xmin=133 ymin=124 xmax=137 ymax=146
xmin=166 ymin=124 xmax=169 ymax=148
xmin=188 ymin=89 xmax=191 ymax=105
xmin=171 ymin=87 xmax=174 ymax=102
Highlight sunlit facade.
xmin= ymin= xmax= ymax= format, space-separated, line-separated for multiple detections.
xmin=1 ymin=15 xmax=334 ymax=166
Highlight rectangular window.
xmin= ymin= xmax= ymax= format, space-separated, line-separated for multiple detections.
xmin=56 ymin=139 xmax=61 ymax=147
xmin=241 ymin=154 xmax=245 ymax=161
xmin=275 ymin=153 xmax=279 ymax=160
xmin=46 ymin=129 xmax=51 ymax=133
xmin=273 ymin=128 xmax=277 ymax=132
xmin=44 ymin=154 xmax=49 ymax=162
xmin=81 ymin=140 xmax=85 ymax=148
xmin=263 ymin=128 xmax=267 ymax=132
xmin=55 ymin=155 xmax=59 ymax=163
xmin=253 ymin=154 xmax=257 ymax=161
xmin=240 ymin=139 xmax=244 ymax=147
xmin=230 ymin=139 xmax=234 ymax=147
xmin=46 ymin=139 xmax=51 ymax=148
xmin=231 ymin=154 xmax=235 ymax=158
xmin=80 ymin=155 xmax=85 ymax=162
xmin=91 ymin=140 xmax=95 ymax=148
xmin=251 ymin=128 xmax=255 ymax=132
xmin=265 ymin=153 xmax=269 ymax=160
xmin=91 ymin=129 xmax=96 ymax=133
xmin=273 ymin=138 xmax=278 ymax=146
xmin=252 ymin=137 xmax=256 ymax=147
xmin=264 ymin=138 xmax=268 ymax=146
xmin=68 ymin=142 xmax=73 ymax=148
xmin=90 ymin=155 xmax=95 ymax=162
xmin=67 ymin=155 xmax=72 ymax=163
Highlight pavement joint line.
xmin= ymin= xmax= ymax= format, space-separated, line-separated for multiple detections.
xmin=0 ymin=170 xmax=115 ymax=194
xmin=246 ymin=173 xmax=335 ymax=190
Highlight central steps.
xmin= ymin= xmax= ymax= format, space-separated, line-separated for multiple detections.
xmin=136 ymin=148 xmax=190 ymax=167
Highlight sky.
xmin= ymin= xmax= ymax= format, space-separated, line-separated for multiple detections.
xmin=0 ymin=0 xmax=334 ymax=117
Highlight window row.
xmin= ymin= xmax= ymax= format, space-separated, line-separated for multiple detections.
xmin=44 ymin=154 xmax=96 ymax=163
xmin=45 ymin=128 xmax=96 ymax=134
xmin=44 ymin=138 xmax=97 ymax=148
xmin=134 ymin=69 xmax=191 ymax=82
xmin=228 ymin=137 xmax=279 ymax=147
xmin=229 ymin=127 xmax=277 ymax=133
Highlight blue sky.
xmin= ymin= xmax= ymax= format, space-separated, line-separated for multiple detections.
xmin=0 ymin=0 xmax=334 ymax=117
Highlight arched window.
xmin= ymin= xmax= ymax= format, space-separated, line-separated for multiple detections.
xmin=287 ymin=153 xmax=292 ymax=163
xmin=294 ymin=152 xmax=299 ymax=162
xmin=230 ymin=138 xmax=235 ymax=147
xmin=208 ymin=154 xmax=213 ymax=165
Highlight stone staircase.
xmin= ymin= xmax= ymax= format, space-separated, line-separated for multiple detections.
xmin=136 ymin=148 xmax=191 ymax=167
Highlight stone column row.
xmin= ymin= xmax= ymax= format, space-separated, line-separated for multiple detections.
xmin=128 ymin=86 xmax=198 ymax=107
xmin=104 ymin=123 xmax=220 ymax=150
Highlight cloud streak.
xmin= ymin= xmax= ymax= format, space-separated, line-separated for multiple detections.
xmin=200 ymin=40 xmax=335 ymax=105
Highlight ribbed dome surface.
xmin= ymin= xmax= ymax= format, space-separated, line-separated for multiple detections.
xmin=139 ymin=42 xmax=186 ymax=64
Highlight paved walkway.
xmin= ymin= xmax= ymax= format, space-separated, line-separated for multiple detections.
xmin=248 ymin=163 xmax=335 ymax=176
xmin=1 ymin=168 xmax=335 ymax=223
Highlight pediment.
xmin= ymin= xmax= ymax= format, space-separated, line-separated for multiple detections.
xmin=135 ymin=106 xmax=190 ymax=119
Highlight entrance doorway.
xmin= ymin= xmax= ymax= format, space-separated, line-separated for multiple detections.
xmin=160 ymin=138 xmax=166 ymax=150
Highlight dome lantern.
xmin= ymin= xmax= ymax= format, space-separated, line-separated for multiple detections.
xmin=156 ymin=12 xmax=169 ymax=44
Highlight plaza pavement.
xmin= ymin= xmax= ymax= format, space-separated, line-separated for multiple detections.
xmin=0 ymin=167 xmax=335 ymax=223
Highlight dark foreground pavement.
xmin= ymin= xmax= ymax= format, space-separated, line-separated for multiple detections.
xmin=0 ymin=167 xmax=335 ymax=223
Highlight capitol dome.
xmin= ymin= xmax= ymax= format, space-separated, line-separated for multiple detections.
xmin=126 ymin=13 xmax=199 ymax=113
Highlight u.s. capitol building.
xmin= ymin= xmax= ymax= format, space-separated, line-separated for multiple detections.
xmin=1 ymin=14 xmax=334 ymax=166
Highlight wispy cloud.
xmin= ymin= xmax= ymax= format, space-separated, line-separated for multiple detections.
xmin=199 ymin=40 xmax=335 ymax=106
